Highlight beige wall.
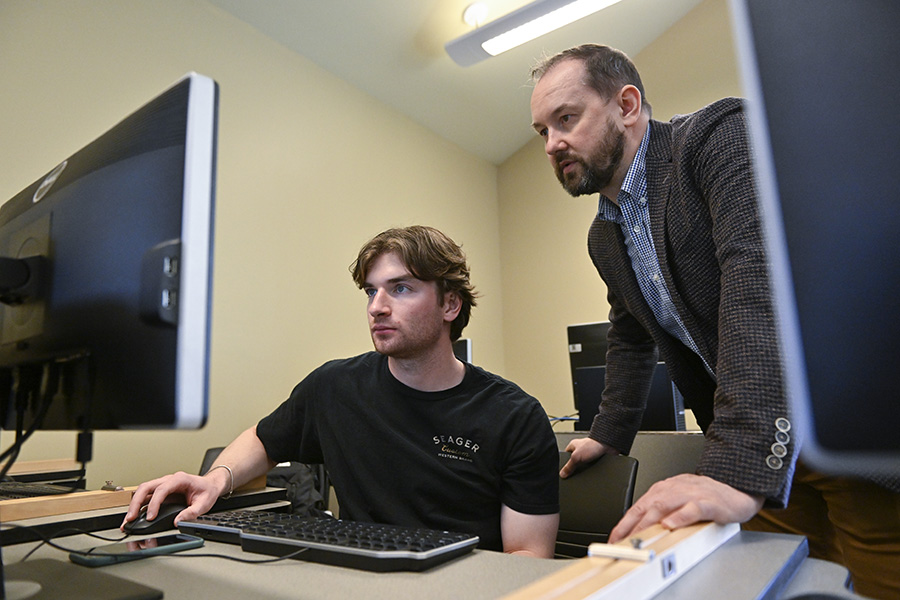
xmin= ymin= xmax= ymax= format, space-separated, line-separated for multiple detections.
xmin=0 ymin=0 xmax=503 ymax=488
xmin=0 ymin=0 xmax=740 ymax=488
xmin=496 ymin=0 xmax=741 ymax=423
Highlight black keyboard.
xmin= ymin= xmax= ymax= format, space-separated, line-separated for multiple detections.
xmin=0 ymin=481 xmax=82 ymax=500
xmin=179 ymin=509 xmax=479 ymax=572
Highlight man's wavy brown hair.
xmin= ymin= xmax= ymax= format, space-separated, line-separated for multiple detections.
xmin=350 ymin=226 xmax=478 ymax=342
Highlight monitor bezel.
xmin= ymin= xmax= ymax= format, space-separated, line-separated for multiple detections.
xmin=730 ymin=0 xmax=900 ymax=475
xmin=0 ymin=72 xmax=217 ymax=431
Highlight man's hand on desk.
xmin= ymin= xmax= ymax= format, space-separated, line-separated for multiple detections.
xmin=121 ymin=471 xmax=221 ymax=530
xmin=608 ymin=473 xmax=764 ymax=544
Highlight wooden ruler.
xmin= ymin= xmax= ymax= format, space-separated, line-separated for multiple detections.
xmin=503 ymin=521 xmax=740 ymax=600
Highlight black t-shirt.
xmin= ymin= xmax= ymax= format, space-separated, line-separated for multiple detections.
xmin=256 ymin=352 xmax=559 ymax=551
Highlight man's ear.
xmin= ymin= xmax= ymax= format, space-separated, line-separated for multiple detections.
xmin=617 ymin=84 xmax=643 ymax=126
xmin=443 ymin=292 xmax=462 ymax=322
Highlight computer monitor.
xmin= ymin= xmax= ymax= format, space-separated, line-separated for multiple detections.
xmin=453 ymin=338 xmax=472 ymax=363
xmin=573 ymin=364 xmax=686 ymax=432
xmin=731 ymin=0 xmax=900 ymax=475
xmin=567 ymin=322 xmax=686 ymax=431
xmin=567 ymin=322 xmax=610 ymax=403
xmin=0 ymin=72 xmax=218 ymax=600
xmin=0 ymin=72 xmax=218 ymax=436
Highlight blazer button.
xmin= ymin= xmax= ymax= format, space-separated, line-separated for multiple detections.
xmin=775 ymin=430 xmax=790 ymax=445
xmin=766 ymin=455 xmax=784 ymax=470
xmin=775 ymin=418 xmax=791 ymax=432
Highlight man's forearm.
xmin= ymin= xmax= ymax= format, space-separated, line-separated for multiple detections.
xmin=204 ymin=425 xmax=277 ymax=496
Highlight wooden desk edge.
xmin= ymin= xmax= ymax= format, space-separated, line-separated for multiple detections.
xmin=0 ymin=488 xmax=136 ymax=522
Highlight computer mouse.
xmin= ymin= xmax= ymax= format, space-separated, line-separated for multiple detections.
xmin=124 ymin=501 xmax=188 ymax=535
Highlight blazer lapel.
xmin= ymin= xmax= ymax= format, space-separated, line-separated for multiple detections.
xmin=644 ymin=120 xmax=715 ymax=367
xmin=645 ymin=120 xmax=677 ymax=300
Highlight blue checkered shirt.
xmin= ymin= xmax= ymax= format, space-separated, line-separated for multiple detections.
xmin=595 ymin=124 xmax=714 ymax=376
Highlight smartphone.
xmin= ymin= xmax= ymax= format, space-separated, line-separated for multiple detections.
xmin=69 ymin=533 xmax=204 ymax=567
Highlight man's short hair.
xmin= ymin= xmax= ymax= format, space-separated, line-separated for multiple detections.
xmin=350 ymin=225 xmax=478 ymax=341
xmin=531 ymin=43 xmax=651 ymax=115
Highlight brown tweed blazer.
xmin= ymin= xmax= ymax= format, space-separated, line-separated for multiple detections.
xmin=585 ymin=98 xmax=795 ymax=507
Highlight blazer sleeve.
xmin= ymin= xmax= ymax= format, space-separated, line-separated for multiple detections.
xmin=687 ymin=106 xmax=796 ymax=507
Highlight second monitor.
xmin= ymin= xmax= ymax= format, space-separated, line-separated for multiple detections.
xmin=567 ymin=322 xmax=686 ymax=432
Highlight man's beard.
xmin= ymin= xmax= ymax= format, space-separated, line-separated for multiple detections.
xmin=370 ymin=317 xmax=445 ymax=360
xmin=555 ymin=119 xmax=625 ymax=197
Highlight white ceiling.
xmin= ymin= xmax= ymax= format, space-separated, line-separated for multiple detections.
xmin=206 ymin=0 xmax=704 ymax=165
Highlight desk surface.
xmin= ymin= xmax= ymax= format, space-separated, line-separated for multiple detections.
xmin=2 ymin=532 xmax=560 ymax=600
xmin=1 ymin=527 xmax=862 ymax=600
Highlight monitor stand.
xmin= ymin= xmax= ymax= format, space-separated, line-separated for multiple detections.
xmin=2 ymin=558 xmax=162 ymax=600
xmin=0 ymin=428 xmax=160 ymax=600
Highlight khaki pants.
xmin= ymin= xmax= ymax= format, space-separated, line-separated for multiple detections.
xmin=743 ymin=460 xmax=900 ymax=600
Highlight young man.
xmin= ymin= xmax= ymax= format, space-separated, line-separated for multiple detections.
xmin=530 ymin=44 xmax=899 ymax=597
xmin=124 ymin=225 xmax=559 ymax=558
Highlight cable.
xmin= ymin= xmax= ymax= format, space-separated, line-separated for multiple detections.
xmin=1 ymin=523 xmax=309 ymax=565
xmin=0 ymin=362 xmax=89 ymax=493
xmin=549 ymin=413 xmax=579 ymax=428
xmin=1 ymin=524 xmax=128 ymax=562
xmin=152 ymin=548 xmax=310 ymax=564
xmin=0 ymin=365 xmax=57 ymax=470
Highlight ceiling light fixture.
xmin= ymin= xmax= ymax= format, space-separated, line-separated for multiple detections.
xmin=462 ymin=3 xmax=489 ymax=27
xmin=446 ymin=0 xmax=625 ymax=67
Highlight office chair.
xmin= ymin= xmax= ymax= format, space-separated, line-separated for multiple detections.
xmin=556 ymin=431 xmax=704 ymax=501
xmin=555 ymin=451 xmax=638 ymax=558
xmin=628 ymin=432 xmax=704 ymax=500
xmin=199 ymin=447 xmax=226 ymax=476
xmin=200 ymin=447 xmax=330 ymax=516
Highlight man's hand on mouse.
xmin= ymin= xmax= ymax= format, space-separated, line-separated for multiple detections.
xmin=121 ymin=470 xmax=224 ymax=531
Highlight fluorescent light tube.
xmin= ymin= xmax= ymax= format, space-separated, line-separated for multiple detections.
xmin=446 ymin=0 xmax=624 ymax=67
